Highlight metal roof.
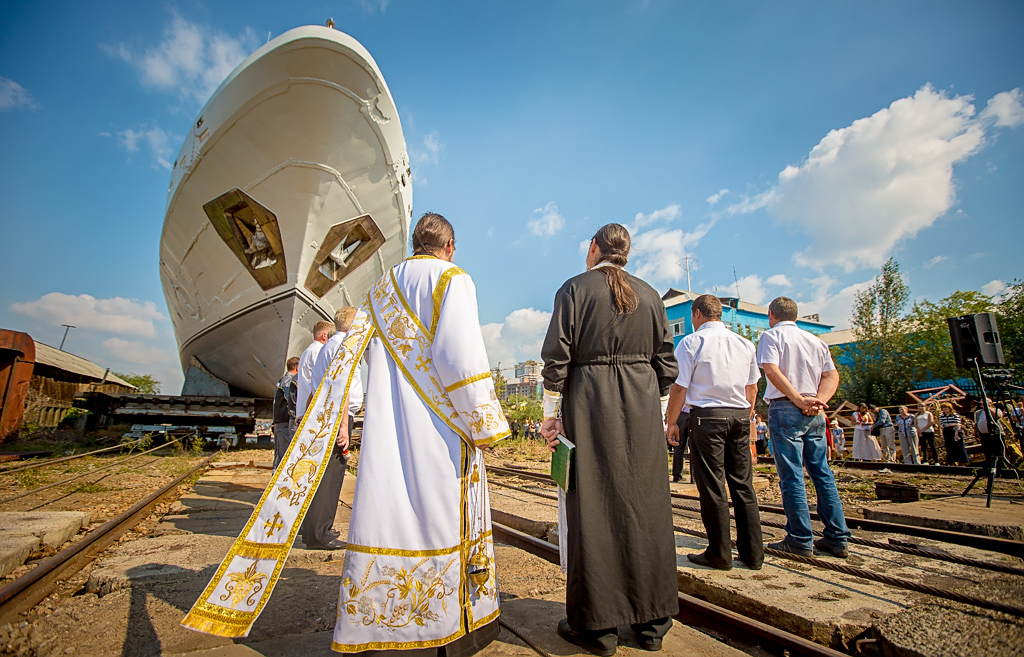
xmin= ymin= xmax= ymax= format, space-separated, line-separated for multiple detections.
xmin=818 ymin=328 xmax=856 ymax=346
xmin=32 ymin=342 xmax=136 ymax=388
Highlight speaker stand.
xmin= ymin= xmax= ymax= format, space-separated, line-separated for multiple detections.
xmin=960 ymin=357 xmax=1007 ymax=508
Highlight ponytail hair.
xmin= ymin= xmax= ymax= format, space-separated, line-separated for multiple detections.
xmin=592 ymin=223 xmax=638 ymax=314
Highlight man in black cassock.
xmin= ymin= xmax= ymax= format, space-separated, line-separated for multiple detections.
xmin=541 ymin=224 xmax=679 ymax=657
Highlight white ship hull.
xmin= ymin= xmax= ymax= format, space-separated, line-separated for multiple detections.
xmin=159 ymin=25 xmax=412 ymax=398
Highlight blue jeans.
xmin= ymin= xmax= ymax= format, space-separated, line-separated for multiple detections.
xmin=769 ymin=400 xmax=851 ymax=549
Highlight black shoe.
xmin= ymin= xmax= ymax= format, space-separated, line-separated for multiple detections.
xmin=766 ymin=539 xmax=812 ymax=557
xmin=739 ymin=559 xmax=763 ymax=571
xmin=557 ymin=618 xmax=617 ymax=657
xmin=305 ymin=539 xmax=345 ymax=551
xmin=813 ymin=537 xmax=849 ymax=558
xmin=686 ymin=552 xmax=732 ymax=570
xmin=671 ymin=476 xmax=682 ymax=483
xmin=639 ymin=638 xmax=662 ymax=651
xmin=327 ymin=529 xmax=341 ymax=540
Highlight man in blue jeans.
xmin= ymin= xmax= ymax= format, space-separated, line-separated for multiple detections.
xmin=756 ymin=297 xmax=851 ymax=558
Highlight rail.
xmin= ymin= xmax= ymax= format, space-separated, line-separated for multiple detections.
xmin=488 ymin=463 xmax=1024 ymax=558
xmin=491 ymin=522 xmax=846 ymax=657
xmin=0 ymin=453 xmax=217 ymax=626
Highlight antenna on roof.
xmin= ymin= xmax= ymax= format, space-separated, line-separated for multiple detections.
xmin=676 ymin=255 xmax=697 ymax=292
xmin=733 ymin=266 xmax=740 ymax=300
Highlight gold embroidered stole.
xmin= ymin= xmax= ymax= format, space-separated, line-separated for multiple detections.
xmin=180 ymin=308 xmax=375 ymax=638
xmin=367 ymin=267 xmax=477 ymax=446
xmin=367 ymin=264 xmax=510 ymax=448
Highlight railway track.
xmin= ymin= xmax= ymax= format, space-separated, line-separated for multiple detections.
xmin=492 ymin=522 xmax=845 ymax=657
xmin=487 ymin=461 xmax=1024 ymax=649
xmin=488 ymin=464 xmax=1024 ymax=558
xmin=0 ymin=453 xmax=218 ymax=626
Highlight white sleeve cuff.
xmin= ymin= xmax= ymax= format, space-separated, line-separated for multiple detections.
xmin=543 ymin=389 xmax=562 ymax=420
xmin=661 ymin=395 xmax=670 ymax=423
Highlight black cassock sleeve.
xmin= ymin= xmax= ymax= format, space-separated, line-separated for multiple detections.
xmin=651 ymin=303 xmax=678 ymax=396
xmin=541 ymin=280 xmax=575 ymax=394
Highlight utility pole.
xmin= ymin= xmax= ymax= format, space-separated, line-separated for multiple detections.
xmin=59 ymin=324 xmax=76 ymax=351
xmin=677 ymin=255 xmax=697 ymax=291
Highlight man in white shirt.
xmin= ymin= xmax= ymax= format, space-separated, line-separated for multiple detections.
xmin=295 ymin=319 xmax=336 ymax=422
xmin=301 ymin=306 xmax=362 ymax=550
xmin=666 ymin=294 xmax=763 ymax=570
xmin=757 ymin=297 xmax=850 ymax=559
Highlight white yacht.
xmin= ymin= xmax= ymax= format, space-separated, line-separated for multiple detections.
xmin=159 ymin=23 xmax=411 ymax=398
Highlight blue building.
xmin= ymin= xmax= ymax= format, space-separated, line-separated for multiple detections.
xmin=662 ymin=289 xmax=834 ymax=347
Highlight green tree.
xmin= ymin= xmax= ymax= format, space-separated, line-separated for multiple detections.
xmin=996 ymin=280 xmax=1024 ymax=370
xmin=907 ymin=290 xmax=994 ymax=381
xmin=115 ymin=372 xmax=161 ymax=394
xmin=500 ymin=396 xmax=542 ymax=423
xmin=838 ymin=258 xmax=915 ymax=406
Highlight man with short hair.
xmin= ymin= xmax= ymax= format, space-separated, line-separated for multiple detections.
xmin=272 ymin=356 xmax=299 ymax=468
xmin=296 ymin=319 xmax=336 ymax=421
xmin=869 ymin=404 xmax=896 ymax=463
xmin=666 ymin=294 xmax=763 ymax=570
xmin=757 ymin=297 xmax=850 ymax=558
xmin=300 ymin=306 xmax=362 ymax=550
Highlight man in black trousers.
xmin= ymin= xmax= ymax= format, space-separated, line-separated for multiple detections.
xmin=665 ymin=294 xmax=763 ymax=570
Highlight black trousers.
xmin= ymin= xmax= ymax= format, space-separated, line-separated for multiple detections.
xmin=672 ymin=411 xmax=690 ymax=480
xmin=688 ymin=407 xmax=763 ymax=568
xmin=300 ymin=416 xmax=352 ymax=546
xmin=919 ymin=431 xmax=938 ymax=463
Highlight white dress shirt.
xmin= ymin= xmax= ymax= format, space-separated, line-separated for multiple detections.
xmin=674 ymin=321 xmax=759 ymax=409
xmin=295 ymin=339 xmax=324 ymax=420
xmin=312 ymin=330 xmax=364 ymax=416
xmin=756 ymin=321 xmax=836 ymax=401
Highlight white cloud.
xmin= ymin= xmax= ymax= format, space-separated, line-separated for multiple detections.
xmin=414 ymin=131 xmax=444 ymax=166
xmin=706 ymin=274 xmax=767 ymax=305
xmin=629 ymin=219 xmax=714 ymax=287
xmin=923 ymin=255 xmax=947 ymax=269
xmin=0 ymin=77 xmax=39 ymax=111
xmin=527 ymin=202 xmax=566 ymax=237
xmin=766 ymin=274 xmax=792 ymax=288
xmin=102 ymin=338 xmax=174 ymax=365
xmin=980 ymin=88 xmax=1024 ymax=128
xmin=628 ymin=203 xmax=681 ymax=232
xmin=106 ymin=14 xmax=257 ymax=104
xmin=798 ymin=275 xmax=874 ymax=330
xmin=481 ymin=308 xmax=552 ymax=370
xmin=116 ymin=125 xmax=177 ymax=169
xmin=722 ymin=85 xmax=1023 ymax=272
xmin=981 ymin=279 xmax=1006 ymax=297
xmin=706 ymin=189 xmax=729 ymax=206
xmin=9 ymin=293 xmax=166 ymax=338
xmin=773 ymin=85 xmax=991 ymax=270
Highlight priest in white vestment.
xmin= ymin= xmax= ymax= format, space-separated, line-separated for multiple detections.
xmin=332 ymin=213 xmax=509 ymax=656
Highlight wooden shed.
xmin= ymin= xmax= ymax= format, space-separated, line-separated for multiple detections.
xmin=26 ymin=341 xmax=136 ymax=428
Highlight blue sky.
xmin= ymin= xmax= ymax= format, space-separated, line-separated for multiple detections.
xmin=1 ymin=1 xmax=1022 ymax=393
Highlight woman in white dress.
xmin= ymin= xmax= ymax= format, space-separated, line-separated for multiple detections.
xmin=852 ymin=403 xmax=882 ymax=461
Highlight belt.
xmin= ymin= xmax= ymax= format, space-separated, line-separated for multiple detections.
xmin=576 ymin=354 xmax=649 ymax=366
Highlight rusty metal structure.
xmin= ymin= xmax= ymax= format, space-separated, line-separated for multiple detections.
xmin=0 ymin=330 xmax=35 ymax=441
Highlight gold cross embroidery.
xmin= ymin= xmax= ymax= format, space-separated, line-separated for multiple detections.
xmin=264 ymin=512 xmax=284 ymax=537
xmin=415 ymin=355 xmax=431 ymax=372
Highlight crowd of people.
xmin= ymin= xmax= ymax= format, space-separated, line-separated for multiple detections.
xmin=200 ymin=212 xmax=1018 ymax=657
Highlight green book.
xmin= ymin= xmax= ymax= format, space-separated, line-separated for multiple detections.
xmin=550 ymin=434 xmax=575 ymax=492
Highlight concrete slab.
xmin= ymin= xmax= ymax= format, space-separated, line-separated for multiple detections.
xmin=0 ymin=533 xmax=40 ymax=577
xmin=861 ymin=494 xmax=1024 ymax=541
xmin=0 ymin=511 xmax=90 ymax=547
